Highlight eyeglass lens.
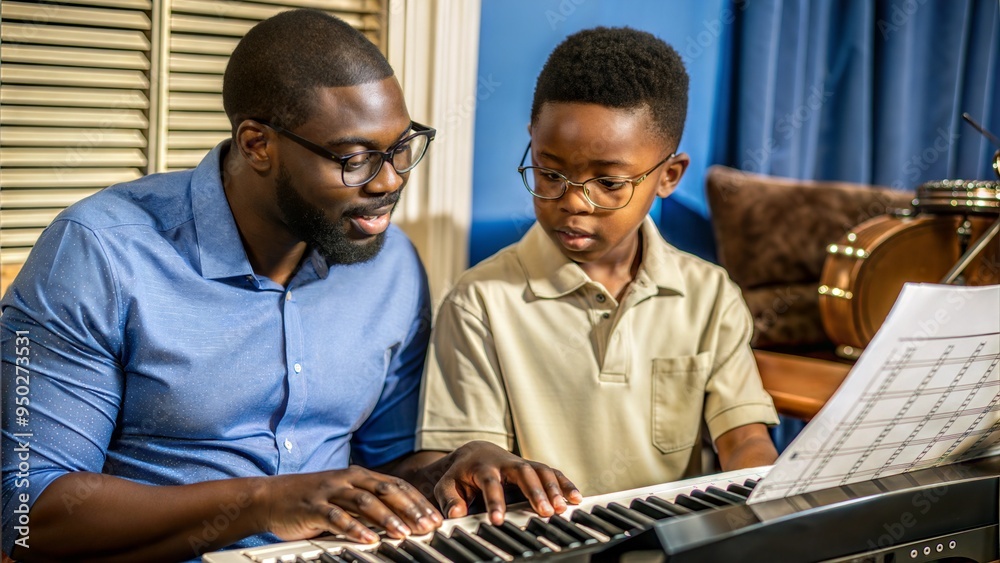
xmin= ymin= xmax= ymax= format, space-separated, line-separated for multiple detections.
xmin=522 ymin=168 xmax=633 ymax=209
xmin=343 ymin=131 xmax=431 ymax=186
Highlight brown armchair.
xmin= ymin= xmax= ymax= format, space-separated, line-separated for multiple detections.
xmin=705 ymin=165 xmax=915 ymax=419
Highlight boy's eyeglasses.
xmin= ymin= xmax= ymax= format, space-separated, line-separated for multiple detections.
xmin=256 ymin=119 xmax=436 ymax=187
xmin=517 ymin=143 xmax=674 ymax=210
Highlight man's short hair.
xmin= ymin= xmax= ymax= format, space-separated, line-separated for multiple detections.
xmin=223 ymin=9 xmax=393 ymax=133
xmin=530 ymin=27 xmax=689 ymax=148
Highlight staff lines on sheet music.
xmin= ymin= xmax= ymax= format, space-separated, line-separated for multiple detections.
xmin=842 ymin=345 xmax=954 ymax=483
xmin=781 ymin=420 xmax=997 ymax=461
xmin=790 ymin=346 xmax=914 ymax=496
xmin=834 ymin=403 xmax=998 ymax=432
xmin=880 ymin=343 xmax=987 ymax=477
xmin=911 ymin=353 xmax=999 ymax=471
xmin=852 ymin=377 xmax=999 ymax=403
xmin=877 ymin=352 xmax=1000 ymax=371
xmin=899 ymin=331 xmax=1000 ymax=342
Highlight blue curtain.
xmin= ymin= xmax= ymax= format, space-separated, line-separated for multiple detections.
xmin=717 ymin=0 xmax=1000 ymax=451
xmin=724 ymin=0 xmax=1000 ymax=186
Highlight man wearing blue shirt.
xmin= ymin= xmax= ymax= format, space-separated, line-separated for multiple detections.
xmin=1 ymin=10 xmax=582 ymax=561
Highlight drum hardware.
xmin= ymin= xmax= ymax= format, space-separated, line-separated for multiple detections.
xmin=818 ymin=114 xmax=1000 ymax=358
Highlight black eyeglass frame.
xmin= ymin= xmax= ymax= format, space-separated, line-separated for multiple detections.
xmin=517 ymin=143 xmax=675 ymax=210
xmin=256 ymin=119 xmax=436 ymax=187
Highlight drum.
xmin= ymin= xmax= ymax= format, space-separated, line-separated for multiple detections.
xmin=913 ymin=179 xmax=1000 ymax=215
xmin=818 ymin=180 xmax=1000 ymax=356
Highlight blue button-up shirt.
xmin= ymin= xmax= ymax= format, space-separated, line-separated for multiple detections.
xmin=1 ymin=142 xmax=431 ymax=556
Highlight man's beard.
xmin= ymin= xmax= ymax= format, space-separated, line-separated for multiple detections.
xmin=275 ymin=165 xmax=399 ymax=265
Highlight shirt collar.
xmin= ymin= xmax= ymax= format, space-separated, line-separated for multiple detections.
xmin=191 ymin=141 xmax=256 ymax=280
xmin=518 ymin=216 xmax=687 ymax=299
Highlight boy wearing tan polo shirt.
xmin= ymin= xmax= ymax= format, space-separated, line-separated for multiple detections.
xmin=415 ymin=27 xmax=779 ymax=516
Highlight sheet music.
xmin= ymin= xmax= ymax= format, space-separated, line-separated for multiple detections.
xmin=749 ymin=283 xmax=1000 ymax=504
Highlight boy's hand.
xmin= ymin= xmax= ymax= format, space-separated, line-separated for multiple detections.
xmin=429 ymin=441 xmax=582 ymax=525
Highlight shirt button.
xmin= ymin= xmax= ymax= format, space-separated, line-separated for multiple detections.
xmin=293 ymin=363 xmax=302 ymax=373
xmin=595 ymin=294 xmax=606 ymax=303
xmin=602 ymin=312 xmax=610 ymax=319
xmin=285 ymin=291 xmax=292 ymax=301
xmin=284 ymin=439 xmax=293 ymax=451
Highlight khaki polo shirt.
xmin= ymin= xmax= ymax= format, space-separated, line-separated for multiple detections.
xmin=416 ymin=217 xmax=778 ymax=495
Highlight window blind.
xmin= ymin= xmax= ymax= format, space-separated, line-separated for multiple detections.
xmin=0 ymin=0 xmax=386 ymax=274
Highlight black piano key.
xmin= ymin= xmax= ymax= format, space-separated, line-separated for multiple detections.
xmin=726 ymin=483 xmax=754 ymax=497
xmin=398 ymin=539 xmax=440 ymax=563
xmin=296 ymin=557 xmax=312 ymax=563
xmin=477 ymin=522 xmax=534 ymax=558
xmin=629 ymin=498 xmax=676 ymax=520
xmin=571 ymin=509 xmax=627 ymax=539
xmin=497 ymin=520 xmax=553 ymax=553
xmin=673 ymin=494 xmax=717 ymax=512
xmin=645 ymin=496 xmax=694 ymax=516
xmin=377 ymin=542 xmax=417 ymax=563
xmin=592 ymin=505 xmax=644 ymax=531
xmin=527 ymin=516 xmax=582 ymax=549
xmin=318 ymin=553 xmax=345 ymax=563
xmin=548 ymin=514 xmax=600 ymax=545
xmin=706 ymin=485 xmax=749 ymax=504
xmin=341 ymin=548 xmax=378 ymax=563
xmin=449 ymin=527 xmax=505 ymax=562
xmin=744 ymin=478 xmax=760 ymax=488
xmin=430 ymin=531 xmax=481 ymax=563
xmin=606 ymin=502 xmax=658 ymax=528
xmin=691 ymin=489 xmax=735 ymax=507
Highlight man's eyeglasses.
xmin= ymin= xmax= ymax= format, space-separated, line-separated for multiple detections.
xmin=517 ymin=143 xmax=674 ymax=210
xmin=257 ymin=119 xmax=436 ymax=187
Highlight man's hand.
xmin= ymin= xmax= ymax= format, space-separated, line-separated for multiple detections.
xmin=425 ymin=441 xmax=582 ymax=525
xmin=260 ymin=465 xmax=443 ymax=544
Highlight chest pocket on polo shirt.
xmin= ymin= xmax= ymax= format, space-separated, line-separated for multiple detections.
xmin=651 ymin=352 xmax=712 ymax=454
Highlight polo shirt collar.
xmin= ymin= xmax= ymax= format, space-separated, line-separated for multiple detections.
xmin=191 ymin=141 xmax=256 ymax=280
xmin=518 ymin=216 xmax=687 ymax=299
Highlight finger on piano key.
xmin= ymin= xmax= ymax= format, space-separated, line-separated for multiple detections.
xmin=376 ymin=542 xmax=417 ymax=563
xmin=644 ymin=496 xmax=694 ymax=516
xmin=705 ymin=485 xmax=748 ymax=504
xmin=629 ymin=498 xmax=676 ymax=520
xmin=673 ymin=493 xmax=717 ymax=511
xmin=429 ymin=531 xmax=482 ymax=563
xmin=570 ymin=509 xmax=627 ymax=539
xmin=497 ymin=521 xmax=553 ymax=554
xmin=449 ymin=527 xmax=508 ymax=562
xmin=526 ymin=516 xmax=582 ymax=549
xmin=477 ymin=522 xmax=535 ymax=558
xmin=547 ymin=514 xmax=601 ymax=545
xmin=605 ymin=502 xmax=658 ymax=528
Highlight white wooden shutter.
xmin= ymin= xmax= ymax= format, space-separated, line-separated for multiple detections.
xmin=1 ymin=0 xmax=154 ymax=265
xmin=156 ymin=0 xmax=385 ymax=171
xmin=0 ymin=0 xmax=385 ymax=272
